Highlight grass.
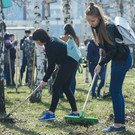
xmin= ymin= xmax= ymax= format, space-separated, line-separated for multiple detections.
xmin=0 ymin=67 xmax=135 ymax=135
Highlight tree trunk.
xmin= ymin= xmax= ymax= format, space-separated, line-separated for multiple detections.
xmin=62 ymin=0 xmax=72 ymax=24
xmin=30 ymin=0 xmax=44 ymax=103
xmin=45 ymin=2 xmax=50 ymax=33
xmin=81 ymin=0 xmax=90 ymax=41
xmin=0 ymin=0 xmax=6 ymax=114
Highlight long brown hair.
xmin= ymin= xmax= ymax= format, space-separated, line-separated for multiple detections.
xmin=64 ymin=24 xmax=80 ymax=46
xmin=85 ymin=2 xmax=113 ymax=45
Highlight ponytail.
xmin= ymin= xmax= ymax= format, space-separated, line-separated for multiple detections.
xmin=86 ymin=2 xmax=113 ymax=45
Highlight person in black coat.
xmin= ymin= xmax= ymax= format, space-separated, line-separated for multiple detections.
xmin=32 ymin=28 xmax=79 ymax=121
xmin=86 ymin=2 xmax=132 ymax=133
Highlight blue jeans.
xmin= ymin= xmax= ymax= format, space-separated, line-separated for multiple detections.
xmin=70 ymin=69 xmax=77 ymax=95
xmin=90 ymin=66 xmax=106 ymax=97
xmin=110 ymin=53 xmax=132 ymax=124
xmin=4 ymin=65 xmax=8 ymax=79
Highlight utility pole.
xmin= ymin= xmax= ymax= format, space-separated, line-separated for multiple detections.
xmin=30 ymin=0 xmax=45 ymax=103
xmin=0 ymin=0 xmax=6 ymax=113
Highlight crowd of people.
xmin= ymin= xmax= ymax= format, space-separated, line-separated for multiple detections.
xmin=3 ymin=2 xmax=133 ymax=133
xmin=4 ymin=29 xmax=35 ymax=88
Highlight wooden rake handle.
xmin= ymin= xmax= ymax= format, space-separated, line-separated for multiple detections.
xmin=103 ymin=63 xmax=108 ymax=95
xmin=5 ymin=85 xmax=41 ymax=118
xmin=81 ymin=57 xmax=102 ymax=114
xmin=8 ymin=49 xmax=13 ymax=85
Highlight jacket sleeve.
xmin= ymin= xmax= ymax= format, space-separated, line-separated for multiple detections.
xmin=99 ymin=23 xmax=117 ymax=66
xmin=43 ymin=47 xmax=55 ymax=82
xmin=87 ymin=42 xmax=99 ymax=63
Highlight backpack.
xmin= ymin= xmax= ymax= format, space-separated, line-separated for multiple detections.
xmin=66 ymin=35 xmax=83 ymax=63
xmin=66 ymin=35 xmax=83 ymax=73
xmin=114 ymin=16 xmax=135 ymax=45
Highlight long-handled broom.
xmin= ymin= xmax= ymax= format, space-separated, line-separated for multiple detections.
xmin=64 ymin=57 xmax=103 ymax=125
xmin=64 ymin=73 xmax=98 ymax=124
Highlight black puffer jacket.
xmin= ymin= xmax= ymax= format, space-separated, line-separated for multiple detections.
xmin=95 ymin=22 xmax=129 ymax=66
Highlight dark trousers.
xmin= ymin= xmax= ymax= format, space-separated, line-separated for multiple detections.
xmin=6 ymin=60 xmax=15 ymax=85
xmin=60 ymin=69 xmax=77 ymax=96
xmin=20 ymin=56 xmax=28 ymax=83
xmin=49 ymin=58 xmax=78 ymax=113
xmin=4 ymin=64 xmax=8 ymax=79
xmin=110 ymin=53 xmax=132 ymax=124
xmin=90 ymin=66 xmax=106 ymax=97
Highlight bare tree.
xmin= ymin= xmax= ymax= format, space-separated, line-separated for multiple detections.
xmin=44 ymin=1 xmax=50 ymax=33
xmin=62 ymin=0 xmax=72 ymax=24
xmin=0 ymin=0 xmax=6 ymax=114
xmin=30 ymin=0 xmax=44 ymax=103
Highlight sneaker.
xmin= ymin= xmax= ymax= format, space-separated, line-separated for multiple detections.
xmin=68 ymin=112 xmax=80 ymax=116
xmin=19 ymin=82 xmax=22 ymax=86
xmin=97 ymin=94 xmax=100 ymax=98
xmin=38 ymin=112 xmax=55 ymax=121
xmin=102 ymin=125 xmax=125 ymax=133
xmin=92 ymin=95 xmax=97 ymax=99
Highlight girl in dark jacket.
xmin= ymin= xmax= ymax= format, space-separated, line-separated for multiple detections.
xmin=32 ymin=28 xmax=79 ymax=121
xmin=85 ymin=2 xmax=132 ymax=133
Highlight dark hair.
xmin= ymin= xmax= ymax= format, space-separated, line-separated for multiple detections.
xmin=32 ymin=28 xmax=50 ymax=43
xmin=64 ymin=24 xmax=79 ymax=46
xmin=10 ymin=34 xmax=15 ymax=37
xmin=25 ymin=29 xmax=31 ymax=34
xmin=84 ymin=38 xmax=90 ymax=46
xmin=85 ymin=2 xmax=113 ymax=45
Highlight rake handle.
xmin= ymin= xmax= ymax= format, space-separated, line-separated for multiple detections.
xmin=80 ymin=57 xmax=102 ymax=117
xmin=103 ymin=63 xmax=108 ymax=95
xmin=5 ymin=85 xmax=41 ymax=118
xmin=16 ymin=45 xmax=19 ymax=92
xmin=80 ymin=73 xmax=97 ymax=117
xmin=8 ymin=49 xmax=13 ymax=85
